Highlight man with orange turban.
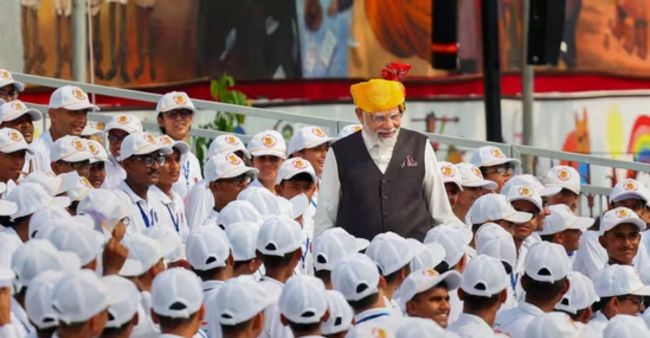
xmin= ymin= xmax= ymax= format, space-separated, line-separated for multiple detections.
xmin=314 ymin=64 xmax=458 ymax=240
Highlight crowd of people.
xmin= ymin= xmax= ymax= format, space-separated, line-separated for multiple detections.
xmin=0 ymin=67 xmax=649 ymax=338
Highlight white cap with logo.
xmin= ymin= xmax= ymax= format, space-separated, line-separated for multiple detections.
xmin=595 ymin=264 xmax=650 ymax=298
xmin=151 ymin=268 xmax=203 ymax=318
xmin=467 ymin=193 xmax=532 ymax=225
xmin=156 ymin=91 xmax=198 ymax=114
xmin=49 ymin=85 xmax=99 ymax=111
xmin=540 ymin=204 xmax=594 ymax=236
xmin=25 ymin=270 xmax=64 ymax=330
xmin=207 ymin=134 xmax=250 ymax=159
xmin=337 ymin=124 xmax=362 ymax=140
xmin=186 ymin=226 xmax=231 ymax=271
xmin=0 ymin=100 xmax=42 ymax=122
xmin=103 ymin=275 xmax=141 ymax=329
xmin=0 ymin=127 xmax=33 ymax=154
xmin=275 ymin=157 xmax=317 ymax=185
xmin=322 ymin=290 xmax=353 ymax=335
xmin=288 ymin=126 xmax=333 ymax=155
xmin=599 ymin=206 xmax=646 ymax=235
xmin=501 ymin=174 xmax=547 ymax=196
xmin=524 ymin=242 xmax=572 ymax=282
xmin=541 ymin=165 xmax=581 ymax=196
xmin=365 ymin=232 xmax=414 ymax=276
xmin=214 ymin=275 xmax=274 ymax=325
xmin=247 ymin=130 xmax=287 ymax=159
xmin=438 ymin=161 xmax=463 ymax=191
xmin=51 ymin=135 xmax=92 ymax=162
xmin=609 ymin=179 xmax=649 ymax=203
xmin=332 ymin=253 xmax=380 ymax=301
xmin=85 ymin=139 xmax=108 ymax=163
xmin=0 ymin=69 xmax=24 ymax=92
xmin=118 ymin=131 xmax=173 ymax=161
xmin=461 ymin=255 xmax=509 ymax=297
xmin=52 ymin=270 xmax=110 ymax=324
xmin=158 ymin=135 xmax=189 ymax=156
xmin=278 ymin=275 xmax=328 ymax=324
xmin=225 ymin=221 xmax=261 ymax=262
xmin=555 ymin=271 xmax=599 ymax=315
xmin=81 ymin=123 xmax=103 ymax=137
xmin=505 ymin=184 xmax=543 ymax=212
xmin=204 ymin=151 xmax=259 ymax=183
xmin=456 ymin=162 xmax=497 ymax=190
xmin=256 ymin=215 xmax=305 ymax=256
xmin=7 ymin=182 xmax=70 ymax=220
xmin=395 ymin=269 xmax=461 ymax=312
xmin=105 ymin=113 xmax=143 ymax=134
xmin=470 ymin=146 xmax=520 ymax=168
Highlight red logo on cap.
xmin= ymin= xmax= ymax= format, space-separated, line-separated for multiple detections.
xmin=441 ymin=164 xmax=455 ymax=177
xmin=72 ymin=88 xmax=86 ymax=101
xmin=227 ymin=153 xmax=242 ymax=166
xmin=262 ymin=135 xmax=276 ymax=148
xmin=490 ymin=147 xmax=505 ymax=159
xmin=117 ymin=115 xmax=131 ymax=124
xmin=557 ymin=168 xmax=571 ymax=181
xmin=225 ymin=135 xmax=238 ymax=145
xmin=7 ymin=130 xmax=22 ymax=142
xmin=173 ymin=94 xmax=187 ymax=105
xmin=312 ymin=127 xmax=326 ymax=138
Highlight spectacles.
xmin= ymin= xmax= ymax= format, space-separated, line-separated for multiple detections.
xmin=57 ymin=160 xmax=90 ymax=170
xmin=131 ymin=154 xmax=166 ymax=167
xmin=224 ymin=174 xmax=252 ymax=187
xmin=0 ymin=87 xmax=18 ymax=100
xmin=619 ymin=295 xmax=645 ymax=308
xmin=367 ymin=111 xmax=402 ymax=124
xmin=164 ymin=109 xmax=194 ymax=120
xmin=485 ymin=164 xmax=514 ymax=176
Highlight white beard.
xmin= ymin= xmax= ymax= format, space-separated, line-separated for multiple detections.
xmin=362 ymin=122 xmax=398 ymax=149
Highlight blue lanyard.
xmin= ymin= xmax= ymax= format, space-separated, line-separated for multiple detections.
xmin=136 ymin=201 xmax=155 ymax=228
xmin=182 ymin=160 xmax=190 ymax=188
xmin=510 ymin=272 xmax=519 ymax=292
xmin=310 ymin=199 xmax=317 ymax=208
xmin=301 ymin=237 xmax=311 ymax=265
xmin=356 ymin=311 xmax=391 ymax=324
xmin=165 ymin=204 xmax=180 ymax=233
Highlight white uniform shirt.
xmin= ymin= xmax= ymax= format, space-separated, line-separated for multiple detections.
xmin=150 ymin=186 xmax=189 ymax=241
xmin=585 ymin=311 xmax=608 ymax=337
xmin=115 ymin=181 xmax=161 ymax=233
xmin=314 ymin=129 xmax=459 ymax=236
xmin=346 ymin=307 xmax=404 ymax=337
xmin=202 ymin=280 xmax=224 ymax=338
xmin=173 ymin=151 xmax=202 ymax=201
xmin=131 ymin=291 xmax=159 ymax=338
xmin=259 ymin=277 xmax=292 ymax=338
xmin=200 ymin=209 xmax=220 ymax=228
xmin=185 ymin=181 xmax=213 ymax=231
xmin=448 ymin=289 xmax=463 ymax=326
xmin=103 ymin=155 xmax=127 ymax=189
xmin=449 ymin=313 xmax=500 ymax=338
xmin=30 ymin=130 xmax=54 ymax=172
xmin=494 ymin=301 xmax=545 ymax=338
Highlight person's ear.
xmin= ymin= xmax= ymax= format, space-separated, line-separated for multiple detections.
xmin=274 ymin=184 xmax=283 ymax=196
xmin=354 ymin=108 xmax=364 ymax=123
xmin=280 ymin=314 xmax=289 ymax=327
xmin=457 ymin=288 xmax=466 ymax=301
xmin=252 ymin=311 xmax=264 ymax=332
xmin=405 ymin=299 xmax=416 ymax=316
xmin=499 ymin=289 xmax=508 ymax=304
xmin=560 ymin=279 xmax=571 ymax=297
xmin=132 ymin=312 xmax=140 ymax=326
xmin=157 ymin=113 xmax=164 ymax=127
xmin=378 ymin=275 xmax=387 ymax=289
xmin=554 ymin=233 xmax=564 ymax=245
xmin=321 ymin=309 xmax=330 ymax=322
xmin=227 ymin=254 xmax=235 ymax=268
xmin=150 ymin=310 xmax=160 ymax=324
xmin=598 ymin=235 xmax=607 ymax=249
xmin=197 ymin=304 xmax=206 ymax=323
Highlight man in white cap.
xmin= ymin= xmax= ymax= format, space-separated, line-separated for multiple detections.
xmin=466 ymin=193 xmax=532 ymax=238
xmin=470 ymin=146 xmax=519 ymax=192
xmin=50 ymin=135 xmax=93 ymax=178
xmin=0 ymin=100 xmax=43 ymax=175
xmin=213 ymin=276 xmax=274 ymax=338
xmin=150 ymin=268 xmax=205 ymax=338
xmin=494 ymin=242 xmax=571 ymax=338
xmin=247 ymin=130 xmax=287 ymax=193
xmin=0 ymin=128 xmax=33 ymax=186
xmin=86 ymin=139 xmax=109 ymax=188
xmin=554 ymin=271 xmax=599 ymax=325
xmin=454 ymin=163 xmax=497 ymax=221
xmin=100 ymin=275 xmax=141 ymax=338
xmin=0 ymin=70 xmax=24 ymax=102
xmin=437 ymin=161 xmax=463 ymax=209
xmin=288 ymin=126 xmax=333 ymax=178
xmin=156 ymin=91 xmax=202 ymax=200
xmin=114 ymin=131 xmax=172 ymax=232
xmin=322 ymin=290 xmax=354 ymax=338
xmin=448 ymin=255 xmax=509 ymax=338
xmin=278 ymin=275 xmax=329 ymax=338
xmin=541 ymin=165 xmax=581 ymax=212
xmin=151 ymin=135 xmax=190 ymax=240
xmin=539 ymin=204 xmax=593 ymax=256
xmin=103 ymin=113 xmax=143 ymax=189
xmin=395 ymin=268 xmax=462 ymax=328
xmin=31 ymin=85 xmax=99 ymax=172
xmin=52 ymin=270 xmax=111 ymax=338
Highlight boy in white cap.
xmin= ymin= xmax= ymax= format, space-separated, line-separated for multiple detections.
xmin=278 ymin=275 xmax=329 ymax=338
xmin=213 ymin=276 xmax=274 ymax=338
xmin=448 ymin=255 xmax=509 ymax=338
xmin=466 ymin=193 xmax=532 ymax=239
xmin=50 ymin=135 xmax=93 ymax=178
xmin=504 ymin=184 xmax=547 ymax=257
xmin=0 ymin=100 xmax=43 ymax=175
xmin=152 ymin=136 xmax=190 ymax=240
xmin=246 ymin=130 xmax=287 ymax=193
xmin=274 ymin=157 xmax=318 ymax=203
xmin=395 ymin=268 xmax=462 ymax=328
xmin=554 ymin=271 xmax=599 ymax=324
xmin=156 ymin=91 xmax=202 ymax=200
xmin=25 ymin=270 xmax=64 ymax=338
xmin=225 ymin=222 xmax=263 ymax=278
xmin=322 ymin=290 xmax=353 ymax=338
xmin=6 ymin=183 xmax=70 ymax=242
xmin=103 ymin=113 xmax=143 ymax=189
xmin=287 ymin=126 xmax=333 ymax=178
xmin=86 ymin=139 xmax=109 ymax=188
xmin=0 ymin=128 xmax=33 ymax=186
xmin=312 ymin=228 xmax=361 ymax=289
xmin=31 ymin=85 xmax=98 ymax=172
xmin=52 ymin=270 xmax=110 ymax=338
xmin=470 ymin=146 xmax=519 ymax=192
xmin=494 ymin=242 xmax=571 ymax=338
xmin=0 ymin=70 xmax=24 ymax=102
xmin=438 ymin=161 xmax=463 ymax=208
xmin=150 ymin=268 xmax=205 ymax=338
xmin=539 ymin=204 xmax=593 ymax=256
xmin=454 ymin=163 xmax=497 ymax=221
xmin=541 ymin=165 xmax=581 ymax=212
xmin=114 ymin=131 xmax=172 ymax=232
xmin=100 ymin=275 xmax=141 ymax=338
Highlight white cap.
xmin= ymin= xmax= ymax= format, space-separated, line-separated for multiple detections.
xmin=47 ymin=223 xmax=104 ymax=266
xmin=475 ymin=222 xmax=507 ymax=248
xmin=62 ymin=172 xmax=94 ymax=201
xmin=158 ymin=135 xmax=189 ymax=155
xmin=237 ymin=187 xmax=283 ymax=217
xmin=599 ymin=207 xmax=646 ymax=235
xmin=525 ymin=312 xmax=584 ymax=338
xmin=0 ymin=69 xmax=25 ymax=92
xmin=204 ymin=151 xmax=259 ymax=183
xmin=207 ymin=134 xmax=250 ymax=159
xmin=81 ymin=123 xmax=103 ymax=137
xmin=365 ymin=232 xmax=414 ymax=276
xmin=438 ymin=161 xmax=463 ymax=191
xmin=396 ymin=269 xmax=461 ymax=311
xmin=103 ymin=275 xmax=141 ymax=328
xmin=217 ymin=200 xmax=263 ymax=229
xmin=155 ymin=91 xmax=198 ymax=114
xmin=337 ymin=124 xmax=362 ymax=139
xmin=119 ymin=232 xmax=163 ymax=277
xmin=456 ymin=163 xmax=498 ymax=190
xmin=475 ymin=225 xmax=517 ymax=271
xmin=0 ymin=127 xmax=33 ymax=154
xmin=501 ymin=174 xmax=547 ymax=196
xmin=214 ymin=275 xmax=274 ymax=325
xmin=28 ymin=207 xmax=72 ymax=239
xmin=25 ymin=270 xmax=64 ymax=330
xmin=470 ymin=146 xmax=520 ymax=168
xmin=555 ymin=271 xmax=599 ymax=315
xmin=186 ymin=226 xmax=231 ymax=270
xmin=22 ymin=171 xmax=66 ymax=196
xmin=7 ymin=182 xmax=71 ymax=219
xmin=49 ymin=85 xmax=99 ymax=111
xmin=542 ymin=165 xmax=581 ymax=196
xmin=288 ymin=126 xmax=333 ymax=155
xmin=151 ymin=268 xmax=203 ymax=318
xmin=524 ymin=242 xmax=572 ymax=282
xmin=0 ymin=100 xmax=42 ymax=122
xmin=409 ymin=239 xmax=446 ymax=271
xmin=540 ymin=204 xmax=594 ymax=236
xmin=256 ymin=215 xmax=305 ymax=256
xmin=85 ymin=139 xmax=109 ymax=163
xmin=52 ymin=270 xmax=109 ymax=324
xmin=275 ymin=157 xmax=318 ymax=185
xmin=595 ymin=264 xmax=650 ymax=297
xmin=77 ymin=189 xmax=132 ymax=235
xmin=423 ymin=226 xmax=471 ymax=268
xmin=247 ymin=130 xmax=287 ymax=159
xmin=105 ymin=113 xmax=143 ymax=134
xmin=395 ymin=317 xmax=453 ymax=338
xmin=506 ymin=184 xmax=543 ymax=212
xmin=322 ymin=227 xmax=369 ymax=252
xmin=332 ymin=253 xmax=380 ymax=301
xmin=604 ymin=315 xmax=650 ymax=338
xmin=118 ymin=131 xmax=173 ymax=161
xmin=467 ymin=193 xmax=532 ymax=225
xmin=322 ymin=290 xmax=353 ymax=335
xmin=609 ymin=179 xmax=649 ymax=203
xmin=313 ymin=228 xmax=359 ymax=271
xmin=143 ymin=226 xmax=185 ymax=263
xmin=461 ymin=255 xmax=508 ymax=297
xmin=225 ymin=221 xmax=261 ymax=262
xmin=51 ymin=135 xmax=93 ymax=162
xmin=278 ymin=275 xmax=328 ymax=324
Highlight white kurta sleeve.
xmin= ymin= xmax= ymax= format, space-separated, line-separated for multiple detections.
xmin=314 ymin=148 xmax=340 ymax=236
xmin=423 ymin=141 xmax=461 ymax=226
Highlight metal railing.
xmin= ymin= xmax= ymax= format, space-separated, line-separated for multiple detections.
xmin=13 ymin=72 xmax=650 ymax=217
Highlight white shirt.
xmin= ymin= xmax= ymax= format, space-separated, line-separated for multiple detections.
xmin=346 ymin=307 xmax=404 ymax=338
xmin=449 ymin=313 xmax=500 ymax=338
xmin=200 ymin=209 xmax=220 ymax=228
xmin=30 ymin=130 xmax=54 ymax=172
xmin=103 ymin=155 xmax=126 ymax=189
xmin=448 ymin=289 xmax=463 ymax=326
xmin=131 ymin=291 xmax=160 ymax=338
xmin=173 ymin=151 xmax=202 ymax=201
xmin=314 ymin=129 xmax=459 ymax=236
xmin=150 ymin=186 xmax=190 ymax=241
xmin=585 ymin=311 xmax=608 ymax=336
xmin=115 ymin=181 xmax=161 ymax=233
xmin=383 ymin=296 xmax=402 ymax=317
xmin=202 ymin=280 xmax=224 ymax=338
xmin=494 ymin=302 xmax=545 ymax=338
xmin=574 ymin=230 xmax=650 ymax=280
xmin=185 ymin=180 xmax=213 ymax=231
xmin=259 ymin=277 xmax=292 ymax=338
xmin=10 ymin=299 xmax=34 ymax=337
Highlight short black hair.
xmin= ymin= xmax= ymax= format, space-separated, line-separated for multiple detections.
xmin=233 ymin=258 xmax=254 ymax=271
xmin=258 ymin=249 xmax=300 ymax=269
xmin=348 ymin=292 xmax=380 ymax=312
xmin=155 ymin=311 xmax=199 ymax=329
xmin=383 ymin=264 xmax=410 ymax=284
xmin=221 ymin=318 xmax=254 ymax=334
xmin=287 ymin=321 xmax=321 ymax=333
xmin=101 ymin=314 xmax=135 ymax=336
xmin=281 ymin=172 xmax=315 ymax=184
xmin=315 ymin=269 xmax=331 ymax=282
xmin=540 ymin=234 xmax=555 ymax=243
xmin=462 ymin=292 xmax=502 ymax=312
xmin=522 ymin=274 xmax=567 ymax=301
xmin=192 ymin=266 xmax=226 ymax=281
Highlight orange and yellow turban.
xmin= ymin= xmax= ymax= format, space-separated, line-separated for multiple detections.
xmin=350 ymin=79 xmax=405 ymax=113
